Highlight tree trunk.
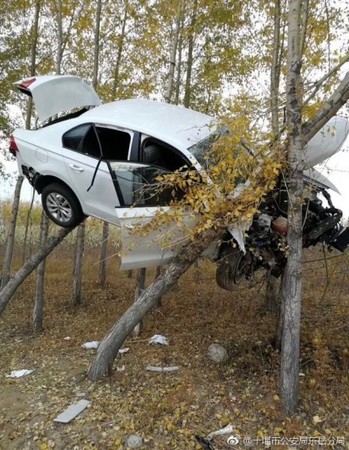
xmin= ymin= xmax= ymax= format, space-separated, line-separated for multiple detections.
xmin=112 ymin=3 xmax=128 ymax=99
xmin=184 ymin=0 xmax=198 ymax=108
xmin=55 ymin=0 xmax=63 ymax=74
xmin=87 ymin=228 xmax=219 ymax=381
xmin=280 ymin=0 xmax=304 ymax=415
xmin=72 ymin=223 xmax=85 ymax=305
xmin=263 ymin=270 xmax=280 ymax=315
xmin=98 ymin=221 xmax=109 ymax=286
xmin=1 ymin=176 xmax=23 ymax=290
xmin=0 ymin=226 xmax=75 ymax=316
xmin=132 ymin=268 xmax=146 ymax=337
xmin=21 ymin=191 xmax=36 ymax=264
xmin=174 ymin=23 xmax=183 ymax=105
xmin=165 ymin=4 xmax=181 ymax=103
xmin=270 ymin=0 xmax=281 ymax=136
xmin=33 ymin=212 xmax=49 ymax=332
xmin=92 ymin=0 xmax=102 ymax=89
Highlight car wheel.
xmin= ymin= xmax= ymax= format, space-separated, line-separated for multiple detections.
xmin=216 ymin=247 xmax=252 ymax=291
xmin=41 ymin=183 xmax=85 ymax=228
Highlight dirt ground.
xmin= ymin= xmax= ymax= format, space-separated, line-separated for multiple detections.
xmin=0 ymin=249 xmax=348 ymax=449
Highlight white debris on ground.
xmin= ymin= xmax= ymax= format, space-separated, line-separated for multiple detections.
xmin=148 ymin=334 xmax=168 ymax=346
xmin=81 ymin=341 xmax=100 ymax=349
xmin=207 ymin=423 xmax=234 ymax=440
xmin=6 ymin=369 xmax=34 ymax=378
xmin=125 ymin=435 xmax=143 ymax=448
xmin=146 ymin=366 xmax=179 ymax=372
xmin=207 ymin=343 xmax=229 ymax=363
xmin=118 ymin=347 xmax=130 ymax=354
xmin=53 ymin=399 xmax=90 ymax=423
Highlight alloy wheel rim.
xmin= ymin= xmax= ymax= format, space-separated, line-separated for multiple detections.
xmin=46 ymin=193 xmax=72 ymax=223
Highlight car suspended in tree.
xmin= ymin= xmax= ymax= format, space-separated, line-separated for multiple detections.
xmin=9 ymin=75 xmax=349 ymax=290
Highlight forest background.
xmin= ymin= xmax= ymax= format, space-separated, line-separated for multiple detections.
xmin=1 ymin=0 xmax=349 ymax=448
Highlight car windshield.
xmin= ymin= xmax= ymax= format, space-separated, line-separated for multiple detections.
xmin=188 ymin=127 xmax=229 ymax=168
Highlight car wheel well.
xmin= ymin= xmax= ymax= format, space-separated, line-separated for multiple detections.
xmin=34 ymin=175 xmax=73 ymax=195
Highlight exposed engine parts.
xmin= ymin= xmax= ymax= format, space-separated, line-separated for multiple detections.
xmin=216 ymin=177 xmax=349 ymax=291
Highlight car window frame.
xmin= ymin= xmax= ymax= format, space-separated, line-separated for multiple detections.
xmin=62 ymin=122 xmax=135 ymax=161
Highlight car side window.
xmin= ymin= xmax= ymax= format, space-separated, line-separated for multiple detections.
xmin=63 ymin=124 xmax=91 ymax=152
xmin=110 ymin=163 xmax=172 ymax=207
xmin=96 ymin=127 xmax=131 ymax=160
xmin=63 ymin=124 xmax=132 ymax=160
xmin=141 ymin=140 xmax=189 ymax=171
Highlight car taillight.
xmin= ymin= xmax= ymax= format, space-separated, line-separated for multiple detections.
xmin=20 ymin=78 xmax=36 ymax=90
xmin=9 ymin=135 xmax=19 ymax=156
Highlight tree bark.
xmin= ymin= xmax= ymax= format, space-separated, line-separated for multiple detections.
xmin=1 ymin=176 xmax=23 ymax=290
xmin=165 ymin=4 xmax=181 ymax=103
xmin=33 ymin=212 xmax=49 ymax=332
xmin=55 ymin=0 xmax=63 ymax=75
xmin=270 ymin=0 xmax=281 ymax=136
xmin=0 ymin=226 xmax=75 ymax=316
xmin=112 ymin=2 xmax=128 ymax=99
xmin=281 ymin=0 xmax=304 ymax=415
xmin=92 ymin=0 xmax=102 ymax=89
xmin=87 ymin=228 xmax=219 ymax=381
xmin=263 ymin=271 xmax=280 ymax=315
xmin=72 ymin=222 xmax=85 ymax=305
xmin=98 ymin=221 xmax=109 ymax=286
xmin=132 ymin=268 xmax=146 ymax=337
xmin=184 ymin=0 xmax=198 ymax=108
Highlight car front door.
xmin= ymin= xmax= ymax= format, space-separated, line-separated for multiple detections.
xmin=111 ymin=139 xmax=192 ymax=270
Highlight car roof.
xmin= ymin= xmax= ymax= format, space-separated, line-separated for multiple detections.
xmin=81 ymin=99 xmax=215 ymax=151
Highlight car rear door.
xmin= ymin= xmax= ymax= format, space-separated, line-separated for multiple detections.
xmin=62 ymin=123 xmax=124 ymax=224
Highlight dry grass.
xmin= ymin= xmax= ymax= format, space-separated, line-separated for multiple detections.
xmin=0 ymin=240 xmax=348 ymax=449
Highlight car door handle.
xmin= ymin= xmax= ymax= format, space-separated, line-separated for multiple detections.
xmin=69 ymin=164 xmax=84 ymax=172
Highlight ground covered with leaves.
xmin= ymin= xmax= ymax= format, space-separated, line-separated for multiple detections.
xmin=0 ymin=245 xmax=348 ymax=449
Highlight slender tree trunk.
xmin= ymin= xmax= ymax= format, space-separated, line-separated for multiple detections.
xmin=21 ymin=191 xmax=35 ymax=264
xmin=270 ymin=0 xmax=281 ymax=136
xmin=112 ymin=2 xmax=128 ymax=99
xmin=175 ymin=25 xmax=183 ymax=105
xmin=1 ymin=176 xmax=23 ymax=290
xmin=280 ymin=0 xmax=304 ymax=415
xmin=72 ymin=223 xmax=85 ymax=305
xmin=55 ymin=0 xmax=63 ymax=74
xmin=184 ymin=0 xmax=198 ymax=108
xmin=98 ymin=222 xmax=109 ymax=286
xmin=0 ymin=226 xmax=75 ymax=315
xmin=132 ymin=268 xmax=146 ymax=337
xmin=33 ymin=212 xmax=49 ymax=332
xmin=165 ymin=5 xmax=181 ymax=103
xmin=88 ymin=228 xmax=219 ymax=381
xmin=263 ymin=271 xmax=280 ymax=315
xmin=25 ymin=0 xmax=40 ymax=129
xmin=92 ymin=0 xmax=102 ymax=89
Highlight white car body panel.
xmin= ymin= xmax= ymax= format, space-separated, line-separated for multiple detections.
xmin=11 ymin=75 xmax=349 ymax=271
xmin=304 ymin=116 xmax=349 ymax=169
xmin=63 ymin=153 xmax=120 ymax=224
xmin=14 ymin=75 xmax=101 ymax=123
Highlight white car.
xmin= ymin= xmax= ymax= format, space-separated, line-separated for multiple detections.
xmin=10 ymin=75 xmax=349 ymax=288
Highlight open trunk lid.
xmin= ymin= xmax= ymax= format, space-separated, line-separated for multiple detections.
xmin=14 ymin=75 xmax=101 ymax=123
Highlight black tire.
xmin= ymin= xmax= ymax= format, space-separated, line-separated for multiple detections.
xmin=41 ymin=182 xmax=85 ymax=228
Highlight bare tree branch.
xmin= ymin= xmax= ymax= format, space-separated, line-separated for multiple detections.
xmin=302 ymin=71 xmax=349 ymax=144
xmin=303 ymin=53 xmax=349 ymax=107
